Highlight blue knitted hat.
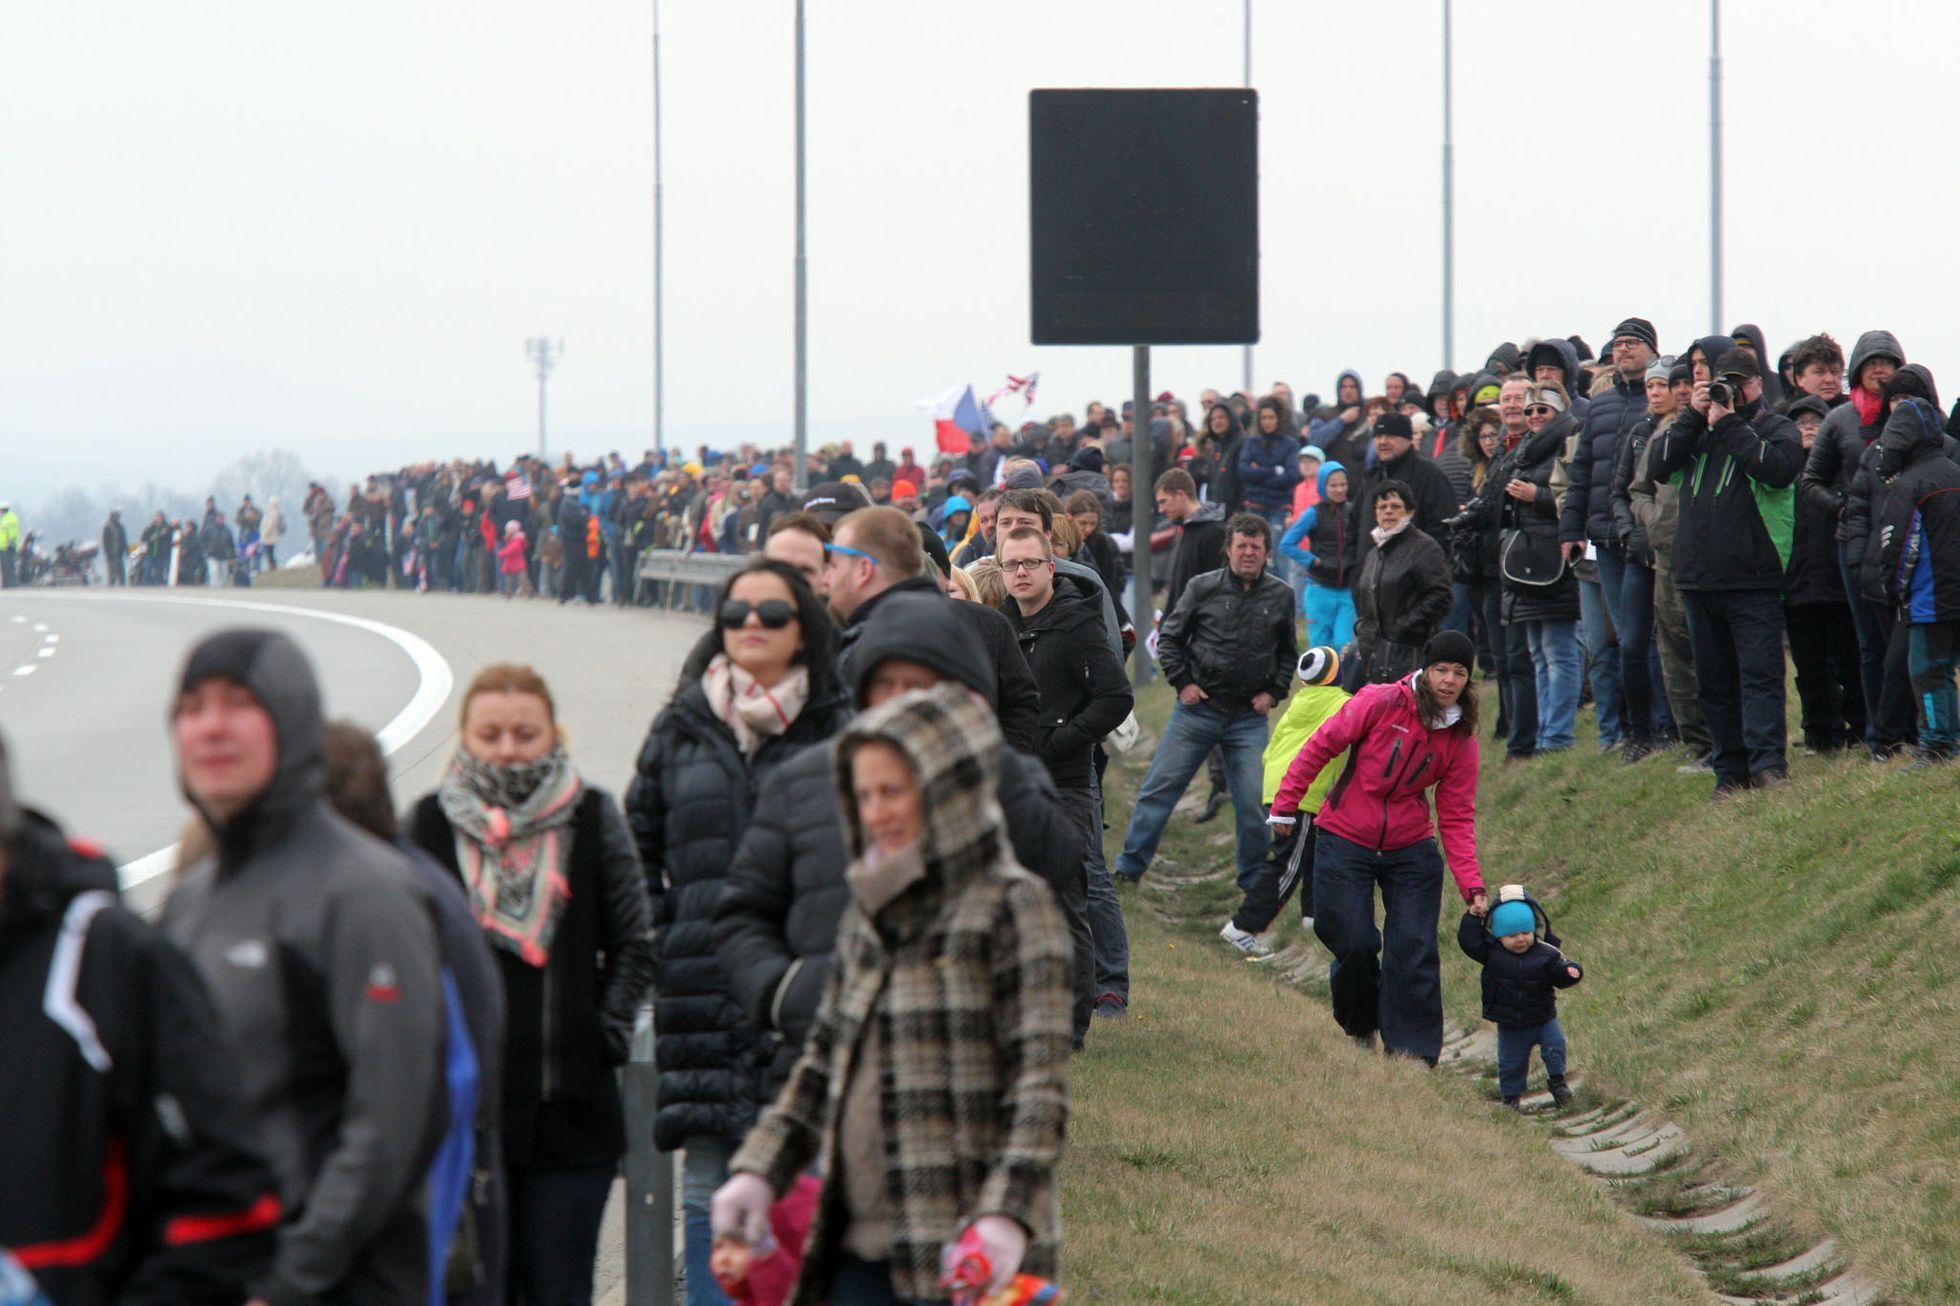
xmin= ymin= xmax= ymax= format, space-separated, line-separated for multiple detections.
xmin=1489 ymin=901 xmax=1536 ymax=939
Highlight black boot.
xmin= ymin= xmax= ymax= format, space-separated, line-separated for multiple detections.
xmin=1502 ymin=1095 xmax=1522 ymax=1111
xmin=1548 ymin=1074 xmax=1573 ymax=1107
xmin=1193 ymin=788 xmax=1227 ymax=824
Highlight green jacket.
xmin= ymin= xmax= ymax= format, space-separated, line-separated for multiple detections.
xmin=1261 ymin=682 xmax=1350 ymax=808
xmin=0 ymin=510 xmax=19 ymax=550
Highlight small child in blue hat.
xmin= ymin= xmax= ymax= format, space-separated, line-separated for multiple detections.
xmin=1457 ymin=885 xmax=1583 ymax=1109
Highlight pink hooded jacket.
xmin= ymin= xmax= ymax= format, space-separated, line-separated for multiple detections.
xmin=1270 ymin=673 xmax=1484 ymax=902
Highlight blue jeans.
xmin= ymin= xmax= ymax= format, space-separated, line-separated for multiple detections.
xmin=1908 ymin=621 xmax=1960 ymax=753
xmin=1304 ymin=581 xmax=1357 ymax=652
xmin=681 ymin=1135 xmax=737 ymax=1306
xmin=1578 ymin=554 xmax=1624 ymax=746
xmin=1081 ymin=772 xmax=1129 ymax=1006
xmin=1497 ymin=1018 xmax=1568 ymax=1099
xmin=1523 ymin=620 xmax=1582 ymax=752
xmin=1311 ymin=830 xmax=1446 ymax=1062
xmin=1444 ymin=581 xmax=1473 ymax=635
xmin=1683 ymin=588 xmax=1788 ymax=786
xmin=1597 ymin=546 xmax=1654 ymax=743
xmin=1116 ymin=700 xmax=1270 ymax=891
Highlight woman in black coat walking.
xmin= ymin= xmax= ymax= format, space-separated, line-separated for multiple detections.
xmin=626 ymin=558 xmax=850 ymax=1306
xmin=407 ymin=663 xmax=655 ymax=1306
xmin=1352 ymin=481 xmax=1453 ymax=685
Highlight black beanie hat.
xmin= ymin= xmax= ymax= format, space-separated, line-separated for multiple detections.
xmin=1610 ymin=316 xmax=1659 ymax=353
xmin=1422 ymin=629 xmax=1477 ymax=671
xmin=1372 ymin=412 xmax=1414 ymax=440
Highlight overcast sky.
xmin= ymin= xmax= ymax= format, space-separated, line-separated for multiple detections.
xmin=6 ymin=1 xmax=1960 ymax=502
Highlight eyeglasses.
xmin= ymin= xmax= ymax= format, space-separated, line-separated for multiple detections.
xmin=718 ymin=599 xmax=797 ymax=630
xmin=999 ymin=557 xmax=1051 ymax=574
xmin=1526 ymin=405 xmax=1554 ymax=416
xmin=823 ymin=542 xmax=879 ymax=566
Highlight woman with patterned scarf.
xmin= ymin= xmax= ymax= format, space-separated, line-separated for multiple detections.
xmin=407 ymin=663 xmax=654 ymax=1306
xmin=627 ymin=557 xmax=851 ymax=1306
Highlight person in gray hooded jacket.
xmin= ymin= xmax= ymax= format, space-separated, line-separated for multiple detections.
xmin=164 ymin=629 xmax=447 ymax=1306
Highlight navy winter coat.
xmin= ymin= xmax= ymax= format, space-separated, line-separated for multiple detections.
xmin=1457 ymin=910 xmax=1582 ymax=1027
xmin=1560 ymin=371 xmax=1648 ymax=545
xmin=1237 ymin=431 xmax=1303 ymax=513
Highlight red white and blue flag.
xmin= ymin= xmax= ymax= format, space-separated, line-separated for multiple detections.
xmin=919 ymin=383 xmax=989 ymax=454
xmin=985 ymin=371 xmax=1041 ymax=410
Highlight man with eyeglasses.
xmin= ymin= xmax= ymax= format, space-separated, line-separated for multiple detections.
xmin=1560 ymin=317 xmax=1660 ymax=761
xmin=826 ymin=506 xmax=1040 ymax=753
xmin=1000 ymin=525 xmax=1135 ymax=1025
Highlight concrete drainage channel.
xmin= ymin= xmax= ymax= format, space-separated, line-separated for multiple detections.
xmin=1133 ymin=846 xmax=1882 ymax=1305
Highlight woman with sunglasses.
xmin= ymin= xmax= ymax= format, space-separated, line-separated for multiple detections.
xmin=626 ymin=557 xmax=849 ymax=1306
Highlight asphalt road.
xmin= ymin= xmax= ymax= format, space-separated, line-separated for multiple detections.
xmin=0 ymin=585 xmax=711 ymax=1300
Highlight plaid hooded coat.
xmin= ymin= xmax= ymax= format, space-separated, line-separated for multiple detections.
xmin=728 ymin=685 xmax=1073 ymax=1303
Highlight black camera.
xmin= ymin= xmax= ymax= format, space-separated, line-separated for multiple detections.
xmin=1707 ymin=379 xmax=1735 ymax=408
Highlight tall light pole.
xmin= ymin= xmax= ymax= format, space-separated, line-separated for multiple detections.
xmin=1709 ymin=0 xmax=1724 ymax=331
xmin=652 ymin=0 xmax=665 ymax=457
xmin=1441 ymin=0 xmax=1454 ymax=370
xmin=526 ymin=337 xmax=564 ymax=461
xmin=1241 ymin=0 xmax=1253 ymax=396
xmin=792 ymin=0 xmax=809 ymax=489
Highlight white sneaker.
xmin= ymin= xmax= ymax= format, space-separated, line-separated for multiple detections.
xmin=1219 ymin=921 xmax=1275 ymax=960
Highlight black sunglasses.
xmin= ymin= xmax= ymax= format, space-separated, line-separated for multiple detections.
xmin=718 ymin=599 xmax=798 ymax=630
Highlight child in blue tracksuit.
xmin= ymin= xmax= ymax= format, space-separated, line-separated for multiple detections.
xmin=1457 ymin=888 xmax=1583 ymax=1109
xmin=1279 ymin=461 xmax=1358 ymax=652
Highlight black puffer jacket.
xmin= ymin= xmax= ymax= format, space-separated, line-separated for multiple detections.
xmin=1648 ymin=398 xmax=1803 ymax=594
xmin=714 ymin=739 xmax=1082 ymax=1095
xmin=1855 ymin=398 xmax=1960 ymax=615
xmin=626 ymin=678 xmax=851 ymax=1150
xmin=1560 ymin=370 xmax=1647 ymax=545
xmin=1456 ymin=908 xmax=1582 ymax=1027
xmin=1798 ymin=329 xmax=1902 ymax=531
xmin=1009 ymin=588 xmax=1134 ymax=790
xmin=1158 ymin=566 xmax=1298 ymax=708
xmin=1353 ymin=525 xmax=1452 ymax=683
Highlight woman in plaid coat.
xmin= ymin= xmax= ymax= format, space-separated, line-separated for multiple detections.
xmin=712 ymin=685 xmax=1073 ymax=1305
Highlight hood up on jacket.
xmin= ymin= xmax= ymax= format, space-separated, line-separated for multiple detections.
xmin=1333 ymin=368 xmax=1365 ymax=408
xmin=173 ymin=628 xmax=325 ymax=863
xmin=1427 ymin=370 xmax=1457 ymax=402
xmin=847 ymin=591 xmax=997 ymax=708
xmin=0 ymin=808 xmax=120 ymax=930
xmin=832 ymin=685 xmax=1005 ymax=899
xmin=1524 ymin=337 xmax=1582 ymax=395
xmin=1486 ymin=342 xmax=1522 ymax=376
xmin=1685 ymin=334 xmax=1737 ymax=379
xmin=1848 ymin=329 xmax=1906 ymax=389
xmin=1317 ymin=459 xmax=1349 ymax=496
xmin=1876 ymin=397 xmax=1949 ymax=479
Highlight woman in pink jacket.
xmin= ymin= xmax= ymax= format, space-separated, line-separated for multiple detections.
xmin=1270 ymin=628 xmax=1487 ymax=1063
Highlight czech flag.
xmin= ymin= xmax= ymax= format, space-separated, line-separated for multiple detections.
xmin=919 ymin=383 xmax=987 ymax=454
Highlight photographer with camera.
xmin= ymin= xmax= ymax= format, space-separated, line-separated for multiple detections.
xmin=1647 ymin=340 xmax=1804 ymax=800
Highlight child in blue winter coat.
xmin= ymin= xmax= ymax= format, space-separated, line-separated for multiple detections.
xmin=1457 ymin=888 xmax=1583 ymax=1109
xmin=1280 ymin=461 xmax=1358 ymax=651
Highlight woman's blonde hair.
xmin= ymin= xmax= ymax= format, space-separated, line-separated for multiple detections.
xmin=946 ymin=565 xmax=981 ymax=602
xmin=966 ymin=557 xmax=1009 ymax=609
xmin=460 ymin=662 xmax=557 ymax=726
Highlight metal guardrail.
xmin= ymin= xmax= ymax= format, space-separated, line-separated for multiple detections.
xmin=633 ymin=549 xmax=750 ymax=614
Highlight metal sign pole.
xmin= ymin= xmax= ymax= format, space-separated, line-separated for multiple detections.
xmin=623 ymin=1007 xmax=676 ymax=1304
xmin=1130 ymin=345 xmax=1154 ymax=688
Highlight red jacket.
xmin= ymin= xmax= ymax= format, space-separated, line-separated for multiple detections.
xmin=1271 ymin=674 xmax=1484 ymax=901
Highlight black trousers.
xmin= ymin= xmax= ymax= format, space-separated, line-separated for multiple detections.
xmin=1786 ymin=600 xmax=1864 ymax=751
xmin=1232 ymin=819 xmax=1317 ymax=934
xmin=1052 ymin=786 xmax=1100 ymax=1043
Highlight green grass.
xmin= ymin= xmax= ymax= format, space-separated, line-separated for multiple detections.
xmin=1088 ymin=664 xmax=1960 ymax=1299
xmin=1467 ymin=682 xmax=1960 ymax=1299
xmin=1057 ymin=680 xmax=1709 ymax=1303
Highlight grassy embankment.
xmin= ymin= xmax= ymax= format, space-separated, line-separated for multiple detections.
xmin=1074 ymin=668 xmax=1960 ymax=1301
xmin=1059 ymin=678 xmax=1707 ymax=1304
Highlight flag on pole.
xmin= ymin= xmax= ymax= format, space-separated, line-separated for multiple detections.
xmin=919 ymin=383 xmax=988 ymax=453
xmin=984 ymin=372 xmax=1042 ymax=410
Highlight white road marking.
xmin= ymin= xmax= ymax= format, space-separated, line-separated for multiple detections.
xmin=6 ymin=592 xmax=455 ymax=895
xmin=32 ymin=623 xmax=47 ymax=633
xmin=35 ymin=647 xmax=55 ymax=659
xmin=44 ymin=633 xmax=59 ymax=643
xmin=9 ymin=615 xmax=23 ymax=624
xmin=13 ymin=665 xmax=36 ymax=677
